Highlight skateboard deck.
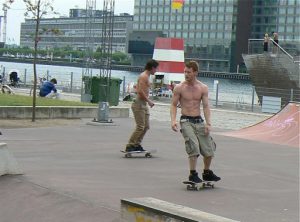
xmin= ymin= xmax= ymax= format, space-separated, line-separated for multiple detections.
xmin=183 ymin=180 xmax=215 ymax=190
xmin=120 ymin=149 xmax=156 ymax=158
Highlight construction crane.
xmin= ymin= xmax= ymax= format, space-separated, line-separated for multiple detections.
xmin=1 ymin=0 xmax=12 ymax=44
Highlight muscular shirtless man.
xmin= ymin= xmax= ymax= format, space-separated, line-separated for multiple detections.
xmin=125 ymin=59 xmax=159 ymax=152
xmin=170 ymin=61 xmax=220 ymax=183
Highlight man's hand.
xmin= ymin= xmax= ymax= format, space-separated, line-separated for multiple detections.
xmin=148 ymin=100 xmax=154 ymax=108
xmin=204 ymin=124 xmax=211 ymax=135
xmin=171 ymin=121 xmax=178 ymax=132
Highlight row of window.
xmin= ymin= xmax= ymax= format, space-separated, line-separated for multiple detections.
xmin=21 ymin=36 xmax=127 ymax=43
xmin=133 ymin=22 xmax=233 ymax=31
xmin=134 ymin=14 xmax=234 ymax=22
xmin=252 ymin=15 xmax=298 ymax=24
xmin=253 ymin=6 xmax=298 ymax=15
xmin=134 ymin=5 xmax=235 ymax=14
xmin=135 ymin=0 xmax=235 ymax=6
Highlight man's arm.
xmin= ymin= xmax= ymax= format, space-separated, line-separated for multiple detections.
xmin=202 ymin=86 xmax=211 ymax=132
xmin=170 ymin=85 xmax=180 ymax=132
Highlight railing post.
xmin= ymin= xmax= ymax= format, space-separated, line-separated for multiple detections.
xmin=2 ymin=67 xmax=5 ymax=79
xmin=215 ymin=82 xmax=219 ymax=107
xmin=251 ymin=86 xmax=255 ymax=112
xmin=24 ymin=68 xmax=27 ymax=85
xmin=46 ymin=70 xmax=50 ymax=81
xmin=290 ymin=88 xmax=294 ymax=102
xmin=70 ymin=72 xmax=73 ymax=93
xmin=122 ymin=76 xmax=126 ymax=99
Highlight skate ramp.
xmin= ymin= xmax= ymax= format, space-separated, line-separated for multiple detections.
xmin=222 ymin=103 xmax=299 ymax=148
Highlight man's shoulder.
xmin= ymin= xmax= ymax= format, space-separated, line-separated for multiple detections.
xmin=197 ymin=80 xmax=208 ymax=88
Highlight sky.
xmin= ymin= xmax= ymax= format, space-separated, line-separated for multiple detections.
xmin=2 ymin=0 xmax=134 ymax=45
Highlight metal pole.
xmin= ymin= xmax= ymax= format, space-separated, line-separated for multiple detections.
xmin=290 ymin=88 xmax=294 ymax=102
xmin=251 ymin=86 xmax=255 ymax=112
xmin=47 ymin=70 xmax=49 ymax=81
xmin=122 ymin=76 xmax=126 ymax=99
xmin=70 ymin=72 xmax=73 ymax=93
xmin=24 ymin=68 xmax=27 ymax=85
xmin=215 ymin=82 xmax=219 ymax=107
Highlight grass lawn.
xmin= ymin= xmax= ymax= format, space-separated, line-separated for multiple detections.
xmin=0 ymin=93 xmax=97 ymax=106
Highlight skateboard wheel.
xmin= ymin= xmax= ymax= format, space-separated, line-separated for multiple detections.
xmin=145 ymin=153 xmax=152 ymax=158
xmin=212 ymin=184 xmax=215 ymax=188
xmin=125 ymin=153 xmax=131 ymax=158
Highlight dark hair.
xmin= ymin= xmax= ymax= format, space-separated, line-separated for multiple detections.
xmin=50 ymin=78 xmax=57 ymax=84
xmin=185 ymin=60 xmax=199 ymax=72
xmin=144 ymin=59 xmax=159 ymax=71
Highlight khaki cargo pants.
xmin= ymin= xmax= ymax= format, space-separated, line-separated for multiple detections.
xmin=126 ymin=98 xmax=150 ymax=147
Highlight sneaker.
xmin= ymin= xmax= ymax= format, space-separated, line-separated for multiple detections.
xmin=189 ymin=172 xmax=202 ymax=183
xmin=125 ymin=146 xmax=136 ymax=152
xmin=136 ymin=145 xmax=146 ymax=152
xmin=202 ymin=170 xmax=221 ymax=181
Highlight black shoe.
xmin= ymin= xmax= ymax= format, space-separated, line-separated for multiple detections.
xmin=136 ymin=145 xmax=146 ymax=152
xmin=189 ymin=172 xmax=202 ymax=183
xmin=202 ymin=170 xmax=221 ymax=181
xmin=125 ymin=146 xmax=136 ymax=152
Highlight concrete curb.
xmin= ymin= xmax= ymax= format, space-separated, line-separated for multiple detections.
xmin=0 ymin=106 xmax=129 ymax=119
xmin=121 ymin=197 xmax=240 ymax=222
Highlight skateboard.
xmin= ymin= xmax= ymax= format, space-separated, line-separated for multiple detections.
xmin=120 ymin=149 xmax=156 ymax=158
xmin=183 ymin=180 xmax=215 ymax=190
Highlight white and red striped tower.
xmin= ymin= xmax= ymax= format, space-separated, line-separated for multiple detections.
xmin=152 ymin=37 xmax=185 ymax=85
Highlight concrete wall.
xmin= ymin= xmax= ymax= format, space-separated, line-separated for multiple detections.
xmin=121 ymin=197 xmax=240 ymax=222
xmin=0 ymin=106 xmax=129 ymax=119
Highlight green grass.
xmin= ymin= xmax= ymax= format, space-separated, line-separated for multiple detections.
xmin=0 ymin=93 xmax=97 ymax=106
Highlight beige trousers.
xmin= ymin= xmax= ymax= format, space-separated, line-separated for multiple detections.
xmin=126 ymin=98 xmax=150 ymax=147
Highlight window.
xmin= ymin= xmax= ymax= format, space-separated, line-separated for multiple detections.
xmin=184 ymin=15 xmax=189 ymax=21
xmin=287 ymin=7 xmax=294 ymax=14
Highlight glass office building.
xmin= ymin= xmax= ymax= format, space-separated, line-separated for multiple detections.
xmin=131 ymin=0 xmax=299 ymax=72
xmin=20 ymin=10 xmax=133 ymax=53
xmin=132 ymin=0 xmax=248 ymax=72
xmin=251 ymin=0 xmax=299 ymax=57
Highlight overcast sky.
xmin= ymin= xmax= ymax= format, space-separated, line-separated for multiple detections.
xmin=3 ymin=0 xmax=134 ymax=45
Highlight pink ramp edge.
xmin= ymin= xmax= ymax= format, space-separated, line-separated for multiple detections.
xmin=221 ymin=103 xmax=300 ymax=148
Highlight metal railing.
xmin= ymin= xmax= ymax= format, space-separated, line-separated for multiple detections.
xmin=247 ymin=38 xmax=299 ymax=62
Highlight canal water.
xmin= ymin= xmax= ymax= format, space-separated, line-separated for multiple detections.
xmin=0 ymin=61 xmax=256 ymax=104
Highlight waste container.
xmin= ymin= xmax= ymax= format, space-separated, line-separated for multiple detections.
xmin=88 ymin=76 xmax=122 ymax=106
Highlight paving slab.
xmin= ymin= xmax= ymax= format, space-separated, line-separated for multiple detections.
xmin=0 ymin=118 xmax=298 ymax=222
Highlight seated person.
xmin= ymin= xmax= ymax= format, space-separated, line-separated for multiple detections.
xmin=39 ymin=78 xmax=59 ymax=98
xmin=9 ymin=71 xmax=19 ymax=87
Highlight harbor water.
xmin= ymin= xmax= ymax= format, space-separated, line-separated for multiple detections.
xmin=0 ymin=61 xmax=257 ymax=105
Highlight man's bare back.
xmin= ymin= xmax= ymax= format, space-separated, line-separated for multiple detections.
xmin=176 ymin=80 xmax=208 ymax=117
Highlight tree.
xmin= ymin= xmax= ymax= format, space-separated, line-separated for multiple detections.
xmin=21 ymin=0 xmax=57 ymax=121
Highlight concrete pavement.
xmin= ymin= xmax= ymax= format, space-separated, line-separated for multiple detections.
xmin=0 ymin=117 xmax=298 ymax=222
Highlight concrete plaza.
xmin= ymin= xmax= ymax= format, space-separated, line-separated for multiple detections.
xmin=0 ymin=115 xmax=298 ymax=222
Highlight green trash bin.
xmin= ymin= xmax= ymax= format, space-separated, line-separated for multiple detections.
xmin=89 ymin=76 xmax=122 ymax=106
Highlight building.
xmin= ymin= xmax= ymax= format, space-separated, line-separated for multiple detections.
xmin=130 ymin=0 xmax=299 ymax=72
xmin=20 ymin=9 xmax=133 ymax=53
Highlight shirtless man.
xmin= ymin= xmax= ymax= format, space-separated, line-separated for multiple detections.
xmin=125 ymin=59 xmax=159 ymax=152
xmin=170 ymin=61 xmax=220 ymax=183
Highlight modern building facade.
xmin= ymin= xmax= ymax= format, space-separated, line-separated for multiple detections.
xmin=20 ymin=10 xmax=133 ymax=53
xmin=130 ymin=0 xmax=299 ymax=72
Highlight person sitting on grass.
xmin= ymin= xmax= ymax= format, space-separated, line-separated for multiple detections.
xmin=39 ymin=78 xmax=59 ymax=99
